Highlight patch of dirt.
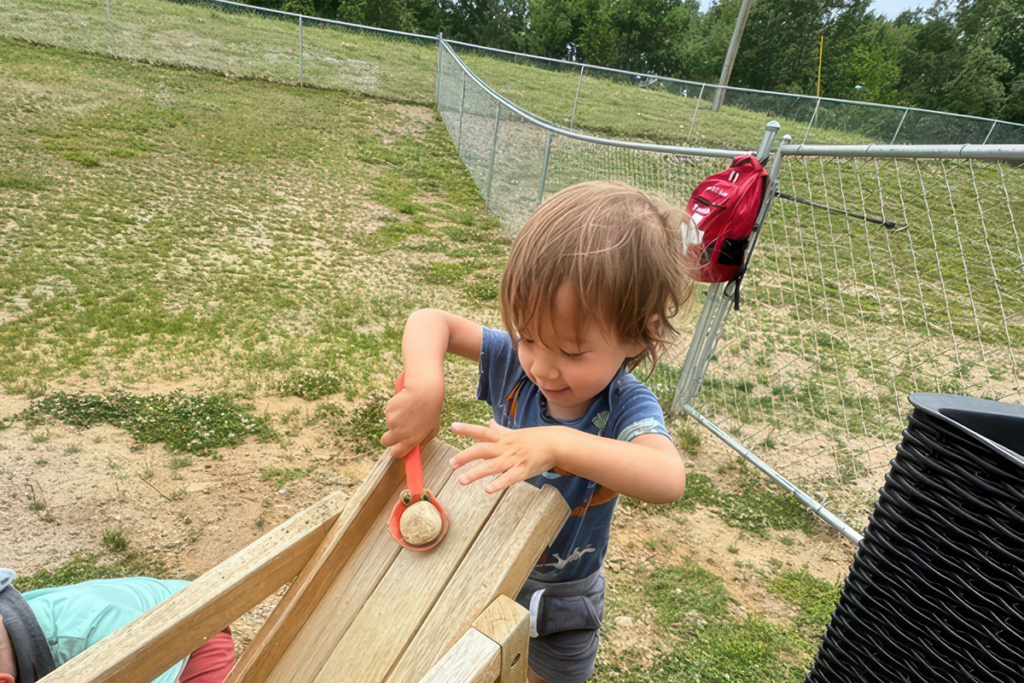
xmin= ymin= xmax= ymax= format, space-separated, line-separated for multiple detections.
xmin=0 ymin=385 xmax=372 ymax=577
xmin=383 ymin=102 xmax=435 ymax=139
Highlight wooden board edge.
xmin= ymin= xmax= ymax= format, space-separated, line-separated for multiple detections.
xmin=39 ymin=491 xmax=348 ymax=683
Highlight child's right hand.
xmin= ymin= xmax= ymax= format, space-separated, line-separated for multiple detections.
xmin=380 ymin=375 xmax=445 ymax=459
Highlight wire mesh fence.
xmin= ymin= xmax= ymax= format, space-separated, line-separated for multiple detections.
xmin=686 ymin=148 xmax=1023 ymax=517
xmin=436 ymin=42 xmax=746 ymax=233
xmin=2 ymin=0 xmax=439 ymax=104
xmin=6 ymin=0 xmax=1021 ymax=153
xmin=448 ymin=41 xmax=1024 ymax=151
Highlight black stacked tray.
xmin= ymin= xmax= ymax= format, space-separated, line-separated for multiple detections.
xmin=806 ymin=394 xmax=1023 ymax=683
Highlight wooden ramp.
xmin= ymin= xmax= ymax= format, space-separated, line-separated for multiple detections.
xmin=40 ymin=439 xmax=569 ymax=683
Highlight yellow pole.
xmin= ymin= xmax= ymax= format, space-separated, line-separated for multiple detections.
xmin=817 ymin=35 xmax=824 ymax=98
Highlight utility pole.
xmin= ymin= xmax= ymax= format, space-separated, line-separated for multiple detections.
xmin=712 ymin=0 xmax=755 ymax=112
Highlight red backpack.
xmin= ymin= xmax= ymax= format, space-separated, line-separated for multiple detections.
xmin=685 ymin=154 xmax=768 ymax=285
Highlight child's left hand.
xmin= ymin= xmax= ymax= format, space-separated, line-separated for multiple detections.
xmin=449 ymin=420 xmax=567 ymax=494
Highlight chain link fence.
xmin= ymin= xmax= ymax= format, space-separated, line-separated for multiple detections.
xmin=7 ymin=0 xmax=1023 ymax=540
xmin=436 ymin=41 xmax=750 ymax=233
xmin=3 ymin=0 xmax=439 ymax=104
xmin=5 ymin=0 xmax=1020 ymax=152
xmin=449 ymin=41 xmax=1024 ymax=151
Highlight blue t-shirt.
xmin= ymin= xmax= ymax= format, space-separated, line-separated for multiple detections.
xmin=477 ymin=327 xmax=671 ymax=583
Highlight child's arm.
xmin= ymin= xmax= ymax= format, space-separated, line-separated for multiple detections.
xmin=449 ymin=421 xmax=686 ymax=504
xmin=380 ymin=309 xmax=483 ymax=458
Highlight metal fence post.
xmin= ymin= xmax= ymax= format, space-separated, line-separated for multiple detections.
xmin=435 ymin=32 xmax=443 ymax=107
xmin=537 ymin=131 xmax=553 ymax=205
xmin=673 ymin=281 xmax=726 ymax=411
xmin=983 ymin=120 xmax=997 ymax=144
xmin=686 ymin=83 xmax=705 ymax=142
xmin=890 ymin=107 xmax=909 ymax=144
xmin=104 ymin=0 xmax=115 ymax=52
xmin=569 ymin=65 xmax=584 ymax=130
xmin=298 ymin=16 xmax=303 ymax=85
xmin=672 ymin=124 xmax=784 ymax=411
xmin=484 ymin=102 xmax=501 ymax=201
xmin=756 ymin=120 xmax=780 ymax=163
xmin=456 ymin=73 xmax=467 ymax=151
xmin=801 ymin=98 xmax=821 ymax=145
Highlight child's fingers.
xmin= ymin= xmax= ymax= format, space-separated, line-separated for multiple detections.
xmin=381 ymin=432 xmax=423 ymax=459
xmin=380 ymin=429 xmax=399 ymax=449
xmin=488 ymin=419 xmax=511 ymax=434
xmin=449 ymin=441 xmax=497 ymax=469
xmin=482 ymin=467 xmax=525 ymax=494
xmin=456 ymin=456 xmax=508 ymax=486
xmin=450 ymin=421 xmax=498 ymax=443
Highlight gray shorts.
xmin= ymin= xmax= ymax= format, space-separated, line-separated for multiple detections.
xmin=514 ymin=571 xmax=605 ymax=683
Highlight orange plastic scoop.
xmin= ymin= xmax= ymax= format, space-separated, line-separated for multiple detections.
xmin=388 ymin=373 xmax=450 ymax=551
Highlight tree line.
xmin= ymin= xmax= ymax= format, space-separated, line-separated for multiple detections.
xmin=248 ymin=0 xmax=1024 ymax=123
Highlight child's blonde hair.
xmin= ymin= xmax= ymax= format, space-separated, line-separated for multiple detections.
xmin=500 ymin=181 xmax=695 ymax=370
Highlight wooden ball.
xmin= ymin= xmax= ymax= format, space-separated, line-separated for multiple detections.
xmin=400 ymin=500 xmax=442 ymax=546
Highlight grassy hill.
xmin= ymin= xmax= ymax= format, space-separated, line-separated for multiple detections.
xmin=1 ymin=0 xmax=870 ymax=151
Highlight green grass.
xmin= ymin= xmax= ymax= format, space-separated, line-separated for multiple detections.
xmin=16 ymin=390 xmax=276 ymax=455
xmin=598 ymin=558 xmax=838 ymax=682
xmin=102 ymin=528 xmax=131 ymax=552
xmin=277 ymin=369 xmax=343 ymax=400
xmin=766 ymin=569 xmax=842 ymax=636
xmin=623 ymin=466 xmax=825 ymax=539
xmin=1 ymin=0 xmax=438 ymax=105
xmin=12 ymin=551 xmax=181 ymax=592
xmin=260 ymin=465 xmax=314 ymax=488
xmin=0 ymin=38 xmax=505 ymax=397
xmin=459 ymin=51 xmax=864 ymax=152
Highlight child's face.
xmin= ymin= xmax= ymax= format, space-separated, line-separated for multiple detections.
xmin=516 ymin=285 xmax=644 ymax=421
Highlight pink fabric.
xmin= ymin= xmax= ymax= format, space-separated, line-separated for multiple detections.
xmin=179 ymin=628 xmax=235 ymax=683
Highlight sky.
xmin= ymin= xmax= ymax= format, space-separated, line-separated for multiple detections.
xmin=867 ymin=0 xmax=929 ymax=17
xmin=698 ymin=0 xmax=929 ymax=19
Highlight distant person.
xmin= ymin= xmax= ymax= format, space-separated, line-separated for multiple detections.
xmin=381 ymin=181 xmax=695 ymax=683
xmin=566 ymin=42 xmax=579 ymax=62
xmin=0 ymin=569 xmax=235 ymax=683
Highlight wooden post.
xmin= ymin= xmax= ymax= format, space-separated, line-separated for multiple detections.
xmin=472 ymin=596 xmax=530 ymax=683
xmin=417 ymin=630 xmax=500 ymax=683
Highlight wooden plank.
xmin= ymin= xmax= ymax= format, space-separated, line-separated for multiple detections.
xmin=472 ymin=596 xmax=529 ymax=683
xmin=385 ymin=484 xmax=568 ymax=683
xmin=229 ymin=441 xmax=412 ymax=683
xmin=40 ymin=491 xmax=349 ymax=683
xmin=247 ymin=440 xmax=458 ymax=683
xmin=417 ymin=629 xmax=500 ymax=683
xmin=308 ymin=457 xmax=507 ymax=683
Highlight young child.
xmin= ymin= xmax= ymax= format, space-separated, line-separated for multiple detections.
xmin=381 ymin=181 xmax=695 ymax=683
xmin=0 ymin=569 xmax=235 ymax=683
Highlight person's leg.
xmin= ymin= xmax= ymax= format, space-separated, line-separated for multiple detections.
xmin=528 ymin=666 xmax=554 ymax=683
xmin=179 ymin=628 xmax=235 ymax=683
